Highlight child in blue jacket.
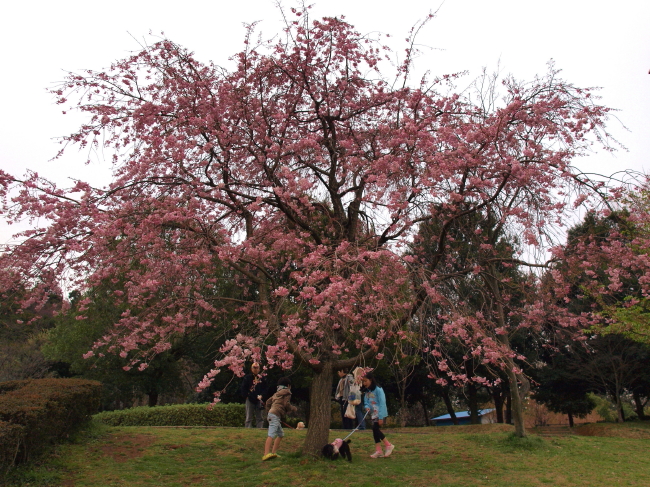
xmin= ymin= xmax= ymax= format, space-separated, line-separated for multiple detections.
xmin=361 ymin=371 xmax=395 ymax=458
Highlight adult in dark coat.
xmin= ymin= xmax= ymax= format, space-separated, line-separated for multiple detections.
xmin=240 ymin=362 xmax=268 ymax=428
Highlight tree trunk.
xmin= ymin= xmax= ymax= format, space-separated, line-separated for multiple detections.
xmin=492 ymin=383 xmax=505 ymax=423
xmin=302 ymin=363 xmax=333 ymax=456
xmin=614 ymin=386 xmax=625 ymax=423
xmin=632 ymin=390 xmax=648 ymax=420
xmin=421 ymin=400 xmax=431 ymax=426
xmin=441 ymin=387 xmax=459 ymax=425
xmin=485 ymin=268 xmax=528 ymax=437
xmin=467 ymin=383 xmax=480 ymax=424
xmin=619 ymin=403 xmax=625 ymax=423
xmin=465 ymin=360 xmax=480 ymax=424
xmin=494 ymin=330 xmax=528 ymax=437
xmin=616 ymin=396 xmax=625 ymax=423
xmin=505 ymin=392 xmax=512 ymax=424
xmin=399 ymin=384 xmax=408 ymax=427
xmin=503 ymin=364 xmax=527 ymax=437
xmin=147 ymin=391 xmax=159 ymax=407
xmin=496 ymin=333 xmax=530 ymax=437
xmin=568 ymin=411 xmax=574 ymax=428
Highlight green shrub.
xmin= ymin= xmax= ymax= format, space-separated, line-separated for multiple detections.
xmin=93 ymin=403 xmax=246 ymax=427
xmin=587 ymin=393 xmax=637 ymax=422
xmin=0 ymin=378 xmax=102 ymax=473
xmin=0 ymin=422 xmax=24 ymax=470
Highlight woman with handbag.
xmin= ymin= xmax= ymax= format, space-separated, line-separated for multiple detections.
xmin=335 ymin=369 xmax=355 ymax=429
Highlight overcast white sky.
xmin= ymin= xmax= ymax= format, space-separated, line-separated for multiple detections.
xmin=1 ymin=0 xmax=648 ymax=242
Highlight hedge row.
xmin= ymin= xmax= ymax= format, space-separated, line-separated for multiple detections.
xmin=93 ymin=403 xmax=246 ymax=427
xmin=0 ymin=378 xmax=102 ymax=472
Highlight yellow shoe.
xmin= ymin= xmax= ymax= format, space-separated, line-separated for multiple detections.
xmin=262 ymin=453 xmax=275 ymax=461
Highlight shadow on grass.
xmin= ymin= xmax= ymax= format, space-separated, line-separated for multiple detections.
xmin=464 ymin=431 xmax=548 ymax=454
xmin=3 ymin=420 xmax=112 ymax=486
xmin=498 ymin=433 xmax=547 ymax=452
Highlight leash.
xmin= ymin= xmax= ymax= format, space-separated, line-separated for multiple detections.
xmin=342 ymin=409 xmax=370 ymax=441
xmin=282 ymin=421 xmax=296 ymax=429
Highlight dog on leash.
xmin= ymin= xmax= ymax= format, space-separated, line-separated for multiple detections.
xmin=321 ymin=438 xmax=352 ymax=462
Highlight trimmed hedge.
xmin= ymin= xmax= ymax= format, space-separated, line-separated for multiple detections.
xmin=0 ymin=378 xmax=102 ymax=472
xmin=0 ymin=382 xmax=25 ymax=395
xmin=93 ymin=403 xmax=246 ymax=427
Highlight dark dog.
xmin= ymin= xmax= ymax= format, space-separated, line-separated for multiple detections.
xmin=321 ymin=438 xmax=352 ymax=462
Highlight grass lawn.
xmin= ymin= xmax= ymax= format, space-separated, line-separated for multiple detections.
xmin=7 ymin=422 xmax=650 ymax=486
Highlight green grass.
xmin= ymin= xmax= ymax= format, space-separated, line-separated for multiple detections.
xmin=6 ymin=422 xmax=650 ymax=486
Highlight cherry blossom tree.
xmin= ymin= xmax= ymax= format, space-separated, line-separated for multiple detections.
xmin=568 ymin=187 xmax=650 ymax=345
xmin=0 ymin=8 xmax=625 ymax=450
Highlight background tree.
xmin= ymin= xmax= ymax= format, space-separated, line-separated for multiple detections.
xmin=43 ymin=272 xmax=247 ymax=408
xmin=0 ymin=283 xmax=60 ymax=381
xmin=594 ymin=192 xmax=650 ymax=346
xmin=383 ymin=323 xmax=423 ymax=427
xmin=576 ymin=334 xmax=649 ymax=422
xmin=44 ymin=287 xmax=187 ymax=408
xmin=531 ymin=349 xmax=596 ymax=427
xmin=557 ymin=197 xmax=650 ymax=344
xmin=629 ymin=370 xmax=650 ymax=420
xmin=413 ymin=205 xmax=548 ymax=436
xmin=526 ymin=207 xmax=650 ymax=425
xmin=0 ymin=8 xmax=623 ymax=450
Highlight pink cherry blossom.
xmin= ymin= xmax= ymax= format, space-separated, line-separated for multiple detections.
xmin=0 ymin=7 xmax=636 ymax=449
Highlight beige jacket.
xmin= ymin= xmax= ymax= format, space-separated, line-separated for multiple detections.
xmin=265 ymin=387 xmax=297 ymax=418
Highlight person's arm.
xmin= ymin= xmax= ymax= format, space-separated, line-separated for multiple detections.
xmin=288 ymin=398 xmax=298 ymax=415
xmin=376 ymin=387 xmax=386 ymax=424
xmin=259 ymin=377 xmax=269 ymax=399
xmin=365 ymin=390 xmax=379 ymax=420
xmin=254 ymin=377 xmax=267 ymax=404
xmin=344 ymin=375 xmax=353 ymax=398
xmin=334 ymin=378 xmax=344 ymax=400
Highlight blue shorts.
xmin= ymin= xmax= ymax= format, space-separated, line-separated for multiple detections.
xmin=267 ymin=413 xmax=284 ymax=438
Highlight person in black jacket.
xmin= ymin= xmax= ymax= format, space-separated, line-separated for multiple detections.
xmin=240 ymin=362 xmax=268 ymax=428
